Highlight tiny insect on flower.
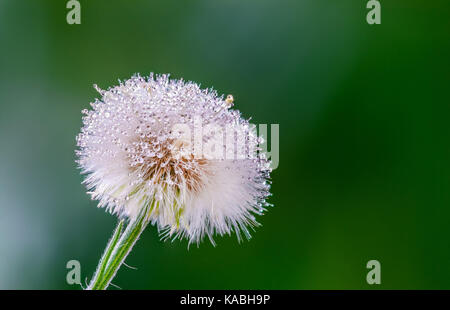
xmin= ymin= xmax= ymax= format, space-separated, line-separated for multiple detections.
xmin=225 ymin=94 xmax=234 ymax=107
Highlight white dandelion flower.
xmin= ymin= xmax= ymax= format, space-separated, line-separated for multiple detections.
xmin=76 ymin=73 xmax=272 ymax=246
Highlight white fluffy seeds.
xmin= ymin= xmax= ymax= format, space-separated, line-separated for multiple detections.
xmin=76 ymin=74 xmax=272 ymax=245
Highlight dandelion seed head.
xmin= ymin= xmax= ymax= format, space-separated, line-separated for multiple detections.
xmin=76 ymin=73 xmax=272 ymax=245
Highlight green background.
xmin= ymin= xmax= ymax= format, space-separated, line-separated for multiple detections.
xmin=0 ymin=0 xmax=449 ymax=289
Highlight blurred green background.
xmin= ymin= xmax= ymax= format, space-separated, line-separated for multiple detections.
xmin=0 ymin=0 xmax=449 ymax=289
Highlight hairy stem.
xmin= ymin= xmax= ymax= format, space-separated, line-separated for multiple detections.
xmin=86 ymin=205 xmax=150 ymax=290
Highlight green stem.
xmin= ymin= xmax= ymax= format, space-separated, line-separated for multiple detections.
xmin=87 ymin=219 xmax=124 ymax=289
xmin=86 ymin=204 xmax=151 ymax=290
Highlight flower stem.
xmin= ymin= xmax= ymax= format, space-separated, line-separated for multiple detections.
xmin=86 ymin=205 xmax=150 ymax=290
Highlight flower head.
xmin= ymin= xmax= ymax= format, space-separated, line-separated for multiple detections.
xmin=76 ymin=74 xmax=272 ymax=245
